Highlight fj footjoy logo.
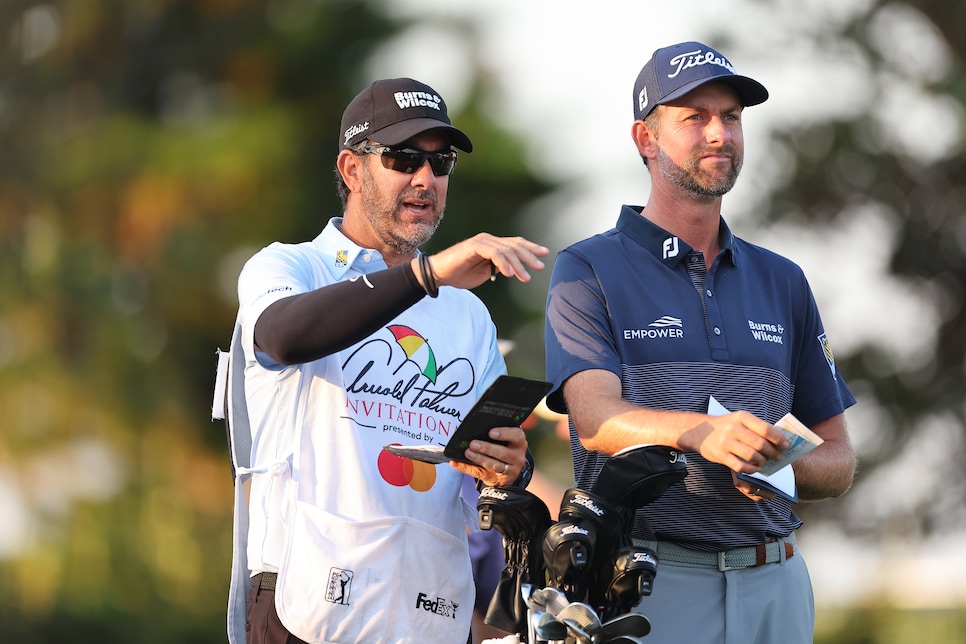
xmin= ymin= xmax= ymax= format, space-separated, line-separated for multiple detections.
xmin=624 ymin=316 xmax=683 ymax=340
xmin=344 ymin=121 xmax=369 ymax=145
xmin=662 ymin=237 xmax=679 ymax=259
xmin=325 ymin=568 xmax=353 ymax=605
xmin=748 ymin=320 xmax=784 ymax=345
xmin=666 ymin=49 xmax=736 ymax=79
xmin=394 ymin=91 xmax=442 ymax=111
xmin=415 ymin=592 xmax=459 ymax=619
xmin=638 ymin=87 xmax=648 ymax=112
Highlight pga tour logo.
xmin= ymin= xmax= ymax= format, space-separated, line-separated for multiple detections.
xmin=325 ymin=568 xmax=353 ymax=605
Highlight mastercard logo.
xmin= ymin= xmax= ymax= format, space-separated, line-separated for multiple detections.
xmin=378 ymin=445 xmax=437 ymax=492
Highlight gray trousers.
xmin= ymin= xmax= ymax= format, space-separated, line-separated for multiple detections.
xmin=633 ymin=545 xmax=814 ymax=644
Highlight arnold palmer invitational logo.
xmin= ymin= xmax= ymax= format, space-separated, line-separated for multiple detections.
xmin=341 ymin=324 xmax=477 ymax=492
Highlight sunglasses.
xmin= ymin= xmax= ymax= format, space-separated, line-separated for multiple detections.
xmin=360 ymin=144 xmax=458 ymax=176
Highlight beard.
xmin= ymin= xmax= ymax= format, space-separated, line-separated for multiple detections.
xmin=359 ymin=164 xmax=444 ymax=256
xmin=656 ymin=144 xmax=743 ymax=199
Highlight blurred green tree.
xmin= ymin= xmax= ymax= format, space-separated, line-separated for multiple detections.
xmin=728 ymin=0 xmax=966 ymax=540
xmin=0 ymin=0 xmax=551 ymax=641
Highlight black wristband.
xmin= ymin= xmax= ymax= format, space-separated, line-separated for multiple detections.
xmin=417 ymin=252 xmax=439 ymax=298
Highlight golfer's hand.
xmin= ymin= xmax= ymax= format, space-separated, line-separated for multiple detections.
xmin=450 ymin=425 xmax=528 ymax=487
xmin=416 ymin=233 xmax=548 ymax=291
xmin=732 ymin=471 xmax=777 ymax=501
xmin=680 ymin=410 xmax=790 ymax=474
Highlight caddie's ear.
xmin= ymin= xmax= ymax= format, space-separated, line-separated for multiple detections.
xmin=631 ymin=119 xmax=658 ymax=165
xmin=337 ymin=148 xmax=365 ymax=194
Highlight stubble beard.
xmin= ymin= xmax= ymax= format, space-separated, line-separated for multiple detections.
xmin=360 ymin=165 xmax=444 ymax=256
xmin=656 ymin=145 xmax=743 ymax=199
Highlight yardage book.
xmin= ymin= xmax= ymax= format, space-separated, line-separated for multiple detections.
xmin=384 ymin=375 xmax=552 ymax=465
xmin=709 ymin=396 xmax=824 ymax=503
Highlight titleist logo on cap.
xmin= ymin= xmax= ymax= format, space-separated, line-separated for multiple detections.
xmin=666 ymin=48 xmax=737 ymax=79
xmin=344 ymin=121 xmax=369 ymax=146
xmin=632 ymin=41 xmax=768 ymax=122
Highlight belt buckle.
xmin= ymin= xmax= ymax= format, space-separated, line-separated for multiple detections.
xmin=717 ymin=550 xmax=739 ymax=572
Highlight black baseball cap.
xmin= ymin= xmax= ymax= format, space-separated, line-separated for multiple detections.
xmin=339 ymin=78 xmax=473 ymax=152
xmin=633 ymin=41 xmax=768 ymax=121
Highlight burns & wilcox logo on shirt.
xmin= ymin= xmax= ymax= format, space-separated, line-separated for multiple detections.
xmin=415 ymin=591 xmax=459 ymax=620
xmin=623 ymin=315 xmax=684 ymax=341
xmin=748 ymin=319 xmax=785 ymax=345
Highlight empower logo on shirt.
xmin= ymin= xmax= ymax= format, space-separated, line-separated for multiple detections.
xmin=623 ymin=316 xmax=684 ymax=340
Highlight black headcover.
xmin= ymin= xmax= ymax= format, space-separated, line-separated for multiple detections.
xmin=543 ymin=488 xmax=624 ymax=603
xmin=604 ymin=545 xmax=659 ymax=619
xmin=542 ymin=518 xmax=595 ymax=601
xmin=588 ymin=445 xmax=687 ymax=616
xmin=591 ymin=445 xmax=688 ymax=511
xmin=477 ymin=486 xmax=553 ymax=634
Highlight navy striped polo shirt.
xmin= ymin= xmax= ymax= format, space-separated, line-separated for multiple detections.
xmin=545 ymin=205 xmax=855 ymax=551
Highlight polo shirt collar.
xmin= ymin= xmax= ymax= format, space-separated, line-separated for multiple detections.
xmin=312 ymin=217 xmax=390 ymax=279
xmin=616 ymin=205 xmax=739 ymax=268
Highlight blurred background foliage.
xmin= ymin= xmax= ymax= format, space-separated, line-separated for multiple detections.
xmin=0 ymin=1 xmax=549 ymax=641
xmin=0 ymin=0 xmax=963 ymax=642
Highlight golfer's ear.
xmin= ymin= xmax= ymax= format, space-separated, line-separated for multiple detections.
xmin=631 ymin=120 xmax=657 ymax=163
xmin=338 ymin=149 xmax=364 ymax=193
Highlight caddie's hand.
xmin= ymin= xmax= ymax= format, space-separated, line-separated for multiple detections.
xmin=416 ymin=233 xmax=549 ymax=291
xmin=680 ymin=410 xmax=790 ymax=474
xmin=450 ymin=425 xmax=527 ymax=487
xmin=732 ymin=471 xmax=776 ymax=501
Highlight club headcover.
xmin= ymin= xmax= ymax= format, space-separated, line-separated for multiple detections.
xmin=591 ymin=445 xmax=688 ymax=511
xmin=477 ymin=486 xmax=552 ymax=634
xmin=604 ymin=546 xmax=659 ymax=619
xmin=541 ymin=518 xmax=596 ymax=602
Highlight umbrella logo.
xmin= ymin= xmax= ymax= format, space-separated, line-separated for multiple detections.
xmin=387 ymin=324 xmax=438 ymax=383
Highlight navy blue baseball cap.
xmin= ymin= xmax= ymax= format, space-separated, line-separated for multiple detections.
xmin=633 ymin=41 xmax=769 ymax=121
xmin=340 ymin=78 xmax=473 ymax=152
